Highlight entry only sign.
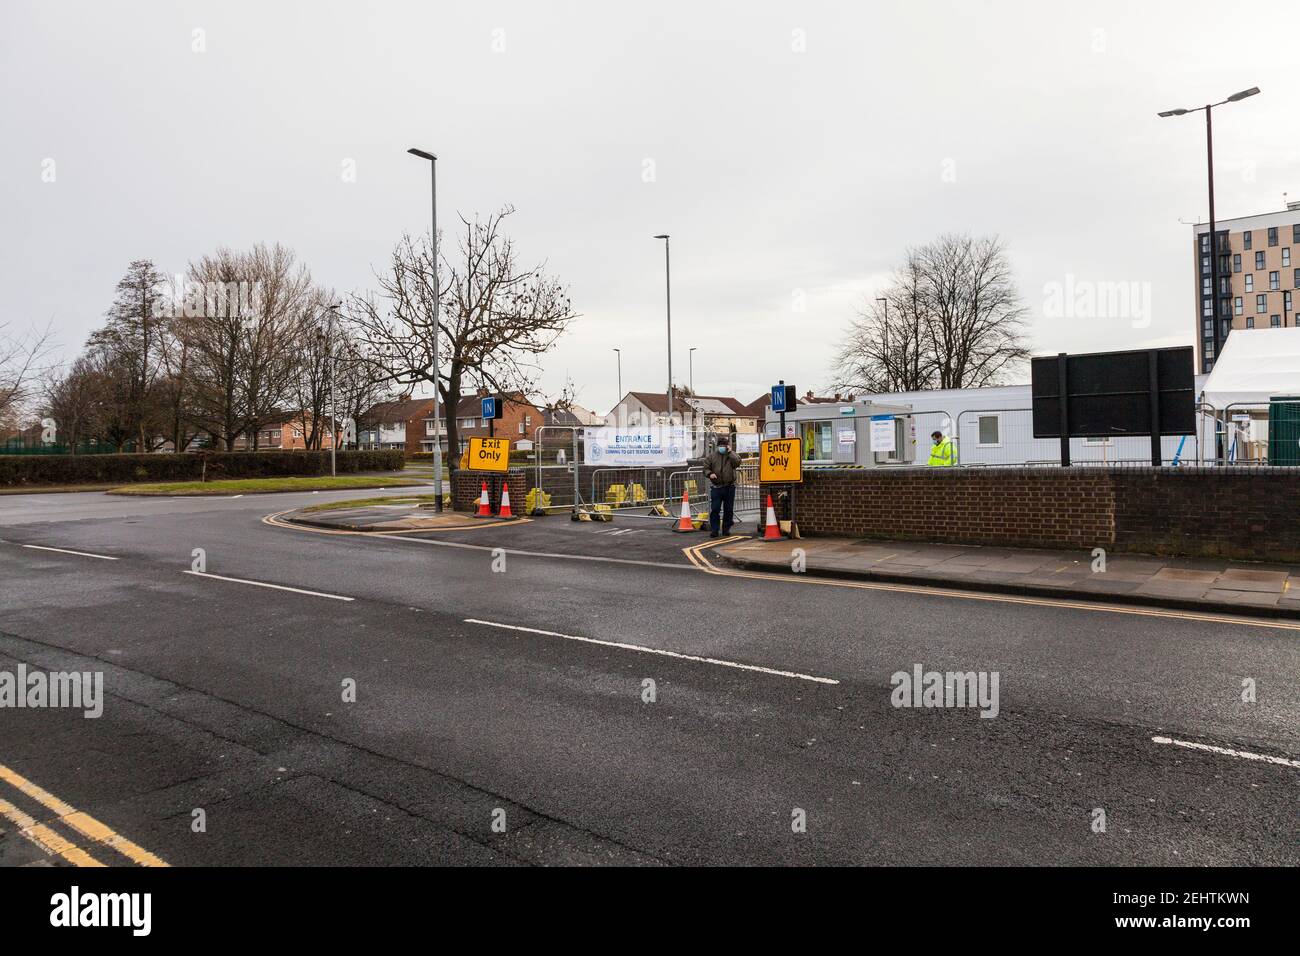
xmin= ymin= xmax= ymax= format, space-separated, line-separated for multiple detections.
xmin=759 ymin=437 xmax=802 ymax=483
xmin=467 ymin=437 xmax=511 ymax=472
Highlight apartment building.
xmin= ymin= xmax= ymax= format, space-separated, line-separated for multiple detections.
xmin=1194 ymin=199 xmax=1300 ymax=372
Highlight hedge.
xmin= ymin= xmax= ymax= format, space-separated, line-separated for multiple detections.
xmin=0 ymin=449 xmax=406 ymax=487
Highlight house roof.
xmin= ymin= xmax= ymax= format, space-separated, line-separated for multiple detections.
xmin=359 ymin=397 xmax=438 ymax=424
xmin=625 ymin=391 xmax=752 ymax=416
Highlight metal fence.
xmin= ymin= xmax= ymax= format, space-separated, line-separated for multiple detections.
xmin=0 ymin=437 xmax=126 ymax=455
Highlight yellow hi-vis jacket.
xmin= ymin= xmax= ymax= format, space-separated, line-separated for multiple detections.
xmin=927 ymin=437 xmax=956 ymax=467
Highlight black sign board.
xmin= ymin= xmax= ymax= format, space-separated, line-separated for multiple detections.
xmin=1031 ymin=347 xmax=1195 ymax=465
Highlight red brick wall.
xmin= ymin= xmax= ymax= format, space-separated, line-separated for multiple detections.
xmin=772 ymin=466 xmax=1300 ymax=561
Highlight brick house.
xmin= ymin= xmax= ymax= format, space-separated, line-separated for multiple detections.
xmin=357 ymin=396 xmax=439 ymax=456
xmin=232 ymin=411 xmax=340 ymax=450
xmin=419 ymin=389 xmax=546 ymax=456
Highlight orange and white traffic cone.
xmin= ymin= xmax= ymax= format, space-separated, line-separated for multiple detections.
xmin=498 ymin=482 xmax=513 ymax=519
xmin=476 ymin=481 xmax=491 ymax=517
xmin=672 ymin=490 xmax=695 ymax=532
xmin=762 ymin=494 xmax=781 ymax=540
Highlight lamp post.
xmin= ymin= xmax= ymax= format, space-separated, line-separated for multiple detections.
xmin=612 ymin=348 xmax=622 ymax=404
xmin=1158 ymin=87 xmax=1261 ymax=370
xmin=654 ymin=234 xmax=672 ymax=424
xmin=315 ymin=302 xmax=343 ymax=477
xmin=688 ymin=347 xmax=696 ymax=393
xmin=407 ymin=147 xmax=443 ymax=511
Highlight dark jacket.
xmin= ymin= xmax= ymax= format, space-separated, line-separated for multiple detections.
xmin=700 ymin=448 xmax=742 ymax=486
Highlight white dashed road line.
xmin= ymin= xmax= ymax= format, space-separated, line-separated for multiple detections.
xmin=1151 ymin=735 xmax=1300 ymax=769
xmin=464 ymin=617 xmax=840 ymax=685
xmin=182 ymin=570 xmax=355 ymax=601
xmin=20 ymin=544 xmax=118 ymax=561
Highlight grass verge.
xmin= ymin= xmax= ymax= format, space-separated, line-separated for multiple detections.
xmin=108 ymin=476 xmax=429 ymax=496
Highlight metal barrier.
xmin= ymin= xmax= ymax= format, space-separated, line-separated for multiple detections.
xmin=1214 ymin=400 xmax=1300 ymax=466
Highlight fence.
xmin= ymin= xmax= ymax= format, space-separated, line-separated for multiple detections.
xmin=0 ymin=437 xmax=127 ymax=456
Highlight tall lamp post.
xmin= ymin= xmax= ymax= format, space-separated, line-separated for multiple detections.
xmin=315 ymin=302 xmax=343 ymax=477
xmin=688 ymin=346 xmax=696 ymax=393
xmin=1158 ymin=87 xmax=1261 ymax=370
xmin=407 ymin=147 xmax=444 ymax=511
xmin=654 ymin=234 xmax=672 ymax=424
xmin=612 ymin=348 xmax=622 ymax=404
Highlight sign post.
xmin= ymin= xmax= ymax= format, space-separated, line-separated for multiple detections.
xmin=770 ymin=381 xmax=797 ymax=456
xmin=759 ymin=436 xmax=802 ymax=538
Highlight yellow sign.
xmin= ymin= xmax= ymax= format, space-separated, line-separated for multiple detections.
xmin=759 ymin=437 xmax=802 ymax=483
xmin=467 ymin=437 xmax=511 ymax=473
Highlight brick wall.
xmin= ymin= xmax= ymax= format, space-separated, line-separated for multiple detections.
xmin=771 ymin=466 xmax=1300 ymax=561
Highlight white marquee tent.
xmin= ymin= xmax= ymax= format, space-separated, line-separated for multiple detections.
xmin=1201 ymin=327 xmax=1300 ymax=409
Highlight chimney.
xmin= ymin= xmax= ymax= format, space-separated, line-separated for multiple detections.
xmin=476 ymin=386 xmax=489 ymax=398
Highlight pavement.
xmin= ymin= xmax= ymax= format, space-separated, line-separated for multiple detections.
xmin=0 ymin=489 xmax=1296 ymax=867
xmin=716 ymin=537 xmax=1300 ymax=620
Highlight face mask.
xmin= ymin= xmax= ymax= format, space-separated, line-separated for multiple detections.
xmin=718 ymin=445 xmax=728 ymax=452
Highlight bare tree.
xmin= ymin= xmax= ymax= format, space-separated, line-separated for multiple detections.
xmin=919 ymin=234 xmax=1028 ymax=389
xmin=833 ymin=234 xmax=1028 ymax=394
xmin=42 ymin=356 xmax=105 ymax=452
xmin=185 ymin=244 xmax=312 ymax=449
xmin=347 ymin=207 xmax=577 ymax=470
xmin=0 ymin=320 xmax=55 ymax=429
xmin=834 ymin=257 xmax=934 ymax=393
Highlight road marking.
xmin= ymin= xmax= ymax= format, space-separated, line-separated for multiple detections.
xmin=0 ymin=762 xmax=167 ymax=866
xmin=1151 ymin=736 xmax=1300 ymax=769
xmin=463 ymin=617 xmax=840 ymax=685
xmin=0 ymin=797 xmax=104 ymax=867
xmin=21 ymin=544 xmax=118 ymax=561
xmin=264 ymin=511 xmax=695 ymax=570
xmin=683 ymin=539 xmax=1300 ymax=632
xmin=182 ymin=570 xmax=354 ymax=601
xmin=262 ymin=510 xmax=529 ymax=535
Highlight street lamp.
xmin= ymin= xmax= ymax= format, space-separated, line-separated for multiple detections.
xmin=688 ymin=346 xmax=696 ymax=393
xmin=612 ymin=348 xmax=622 ymax=405
xmin=1158 ymin=87 xmax=1261 ymax=369
xmin=654 ymin=234 xmax=672 ymax=424
xmin=315 ymin=302 xmax=343 ymax=477
xmin=407 ymin=147 xmax=443 ymax=511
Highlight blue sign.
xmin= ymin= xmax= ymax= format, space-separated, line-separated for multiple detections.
xmin=771 ymin=385 xmax=786 ymax=413
xmin=481 ymin=396 xmax=499 ymax=419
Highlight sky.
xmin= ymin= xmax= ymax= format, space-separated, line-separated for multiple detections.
xmin=4 ymin=0 xmax=1299 ymax=415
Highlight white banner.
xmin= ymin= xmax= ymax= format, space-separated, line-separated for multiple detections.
xmin=584 ymin=427 xmax=689 ymax=466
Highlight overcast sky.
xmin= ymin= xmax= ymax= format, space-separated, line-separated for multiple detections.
xmin=4 ymin=0 xmax=1298 ymax=414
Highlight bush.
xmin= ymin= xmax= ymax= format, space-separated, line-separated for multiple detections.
xmin=0 ymin=449 xmax=406 ymax=487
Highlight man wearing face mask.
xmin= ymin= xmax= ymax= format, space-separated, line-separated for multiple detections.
xmin=700 ymin=434 xmax=742 ymax=538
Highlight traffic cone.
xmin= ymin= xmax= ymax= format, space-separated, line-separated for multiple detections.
xmin=498 ymin=482 xmax=513 ymax=518
xmin=672 ymin=490 xmax=695 ymax=532
xmin=762 ymin=494 xmax=781 ymax=540
xmin=475 ymin=481 xmax=491 ymax=517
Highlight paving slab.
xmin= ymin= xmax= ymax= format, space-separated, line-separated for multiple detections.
xmin=713 ymin=536 xmax=1300 ymax=621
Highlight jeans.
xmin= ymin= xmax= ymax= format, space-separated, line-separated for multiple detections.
xmin=708 ymin=484 xmax=736 ymax=535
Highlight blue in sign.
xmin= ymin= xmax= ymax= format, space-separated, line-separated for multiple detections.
xmin=481 ymin=396 xmax=498 ymax=419
xmin=770 ymin=385 xmax=786 ymax=413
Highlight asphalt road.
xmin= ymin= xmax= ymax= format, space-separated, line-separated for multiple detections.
xmin=0 ymin=489 xmax=1296 ymax=866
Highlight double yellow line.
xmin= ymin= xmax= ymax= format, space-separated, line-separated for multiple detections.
xmin=0 ymin=762 xmax=167 ymax=867
xmin=683 ymin=537 xmax=1300 ymax=632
